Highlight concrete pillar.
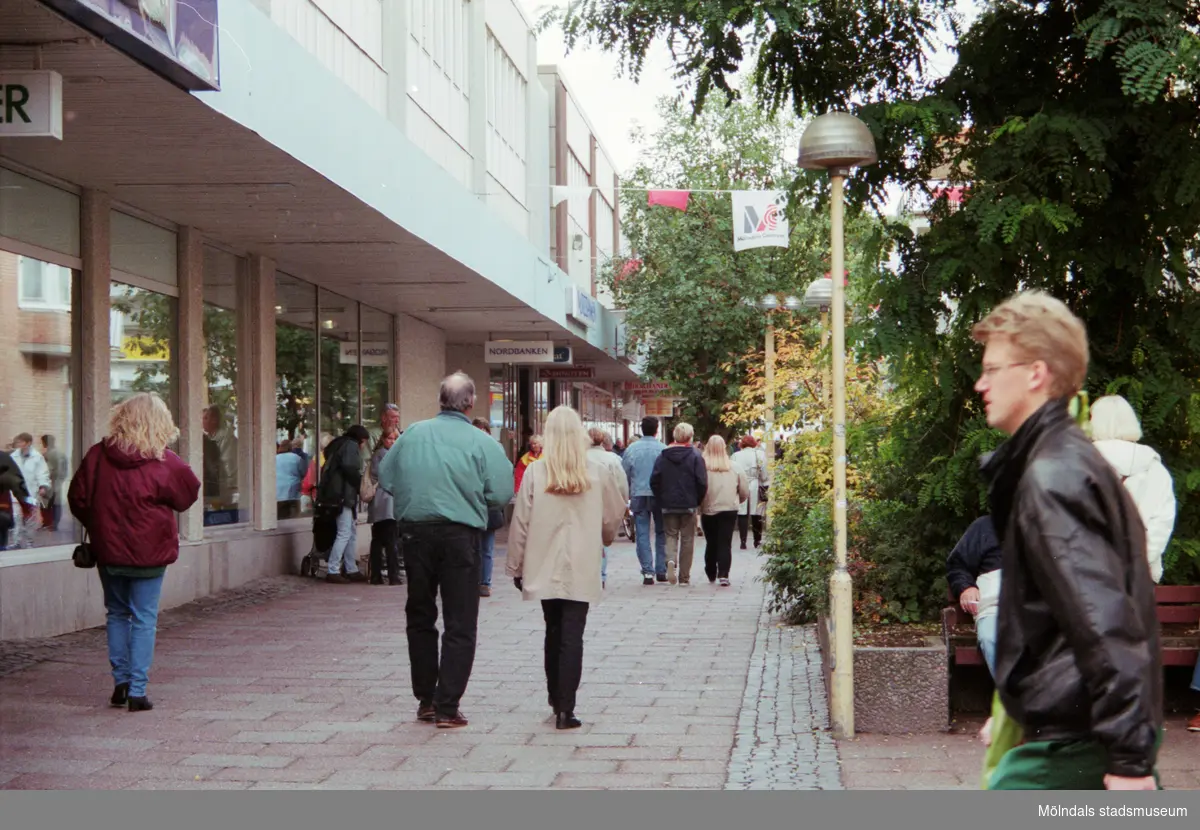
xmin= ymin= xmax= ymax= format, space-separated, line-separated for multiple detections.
xmin=176 ymin=227 xmax=204 ymax=542
xmin=80 ymin=190 xmax=111 ymax=448
xmin=468 ymin=0 xmax=488 ymax=198
xmin=381 ymin=0 xmax=409 ymax=133
xmin=247 ymin=254 xmax=276 ymax=531
xmin=397 ymin=313 xmax=446 ymax=429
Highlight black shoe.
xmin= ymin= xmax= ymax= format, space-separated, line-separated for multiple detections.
xmin=655 ymin=574 xmax=667 ymax=583
xmin=556 ymin=712 xmax=582 ymax=730
xmin=346 ymin=572 xmax=368 ymax=582
xmin=708 ymin=576 xmax=717 ymax=584
xmin=436 ymin=711 xmax=469 ymax=729
xmin=369 ymin=577 xmax=384 ymax=585
xmin=110 ymin=682 xmax=130 ymax=707
xmin=127 ymin=696 xmax=153 ymax=712
xmin=389 ymin=578 xmax=404 ymax=586
xmin=740 ymin=543 xmax=747 ymax=550
xmin=643 ymin=576 xmax=655 ymax=586
xmin=417 ymin=701 xmax=436 ymax=722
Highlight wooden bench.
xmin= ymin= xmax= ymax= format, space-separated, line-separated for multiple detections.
xmin=942 ymin=585 xmax=1200 ymax=668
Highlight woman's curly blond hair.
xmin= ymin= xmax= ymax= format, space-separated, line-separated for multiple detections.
xmin=107 ymin=393 xmax=179 ymax=460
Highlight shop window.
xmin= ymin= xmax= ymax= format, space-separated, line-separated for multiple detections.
xmin=202 ymin=247 xmax=244 ymax=526
xmin=109 ymin=283 xmax=178 ymax=422
xmin=0 ymin=250 xmax=78 ymax=552
xmin=275 ymin=274 xmax=317 ymax=519
xmin=361 ymin=305 xmax=394 ymax=446
xmin=319 ymin=289 xmax=359 ymax=441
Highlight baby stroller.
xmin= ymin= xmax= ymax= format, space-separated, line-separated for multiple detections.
xmin=299 ymin=501 xmax=340 ymax=578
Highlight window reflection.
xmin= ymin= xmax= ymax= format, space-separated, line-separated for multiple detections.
xmin=275 ymin=274 xmax=317 ymax=519
xmin=0 ymin=252 xmax=78 ymax=550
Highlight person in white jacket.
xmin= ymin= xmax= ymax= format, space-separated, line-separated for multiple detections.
xmin=11 ymin=433 xmax=50 ymax=549
xmin=1089 ymin=395 xmax=1176 ymax=583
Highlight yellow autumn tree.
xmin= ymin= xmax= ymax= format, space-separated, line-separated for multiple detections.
xmin=725 ymin=316 xmax=905 ymax=624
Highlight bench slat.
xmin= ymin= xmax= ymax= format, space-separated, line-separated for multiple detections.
xmin=1162 ymin=648 xmax=1200 ymax=667
xmin=1156 ymin=585 xmax=1200 ymax=603
xmin=1157 ymin=606 xmax=1200 ymax=625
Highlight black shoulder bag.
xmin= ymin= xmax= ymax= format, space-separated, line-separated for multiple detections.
xmin=73 ymin=452 xmax=103 ymax=569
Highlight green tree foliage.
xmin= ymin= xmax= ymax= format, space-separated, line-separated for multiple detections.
xmin=608 ymin=96 xmax=892 ymax=439
xmin=557 ymin=0 xmax=1200 ymax=616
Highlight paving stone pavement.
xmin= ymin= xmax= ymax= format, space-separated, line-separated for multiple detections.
xmin=726 ymin=614 xmax=842 ymax=790
xmin=0 ymin=577 xmax=306 ymax=678
xmin=836 ymin=713 xmax=1200 ymax=790
xmin=0 ymin=540 xmax=839 ymax=790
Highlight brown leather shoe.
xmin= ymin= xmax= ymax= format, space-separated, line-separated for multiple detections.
xmin=479 ymin=585 xmax=491 ymax=597
xmin=346 ymin=572 xmax=368 ymax=582
xmin=1188 ymin=712 xmax=1200 ymax=732
xmin=417 ymin=701 xmax=436 ymax=722
xmin=325 ymin=574 xmax=349 ymax=584
xmin=436 ymin=712 xmax=469 ymax=729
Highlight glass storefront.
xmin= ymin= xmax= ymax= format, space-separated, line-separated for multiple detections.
xmin=202 ymin=247 xmax=244 ymax=526
xmin=319 ymin=288 xmax=359 ymax=441
xmin=275 ymin=276 xmax=392 ymax=521
xmin=0 ymin=163 xmax=399 ymax=548
xmin=0 ymin=169 xmax=80 ymax=552
xmin=274 ymin=273 xmax=318 ymax=520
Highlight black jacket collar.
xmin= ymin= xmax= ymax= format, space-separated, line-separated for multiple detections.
xmin=982 ymin=398 xmax=1073 ymax=540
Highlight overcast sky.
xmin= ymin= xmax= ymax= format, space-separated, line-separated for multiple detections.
xmin=522 ymin=0 xmax=979 ymax=181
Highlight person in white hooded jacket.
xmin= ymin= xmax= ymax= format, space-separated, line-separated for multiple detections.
xmin=1089 ymin=395 xmax=1176 ymax=583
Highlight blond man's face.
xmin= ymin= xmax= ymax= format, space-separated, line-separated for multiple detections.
xmin=974 ymin=337 xmax=1040 ymax=435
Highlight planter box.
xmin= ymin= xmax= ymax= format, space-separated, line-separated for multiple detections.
xmin=817 ymin=615 xmax=950 ymax=734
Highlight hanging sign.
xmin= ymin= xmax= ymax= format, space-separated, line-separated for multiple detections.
xmin=625 ymin=381 xmax=671 ymax=395
xmin=0 ymin=72 xmax=63 ymax=139
xmin=732 ymin=190 xmax=789 ymax=251
xmin=485 ymin=341 xmax=555 ymax=363
xmin=642 ymin=398 xmax=675 ymax=417
xmin=539 ymin=367 xmax=595 ymax=380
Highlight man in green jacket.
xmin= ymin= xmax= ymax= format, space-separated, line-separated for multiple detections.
xmin=378 ymin=372 xmax=513 ymax=729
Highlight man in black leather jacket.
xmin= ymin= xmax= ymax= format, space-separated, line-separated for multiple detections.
xmin=972 ymin=291 xmax=1161 ymax=791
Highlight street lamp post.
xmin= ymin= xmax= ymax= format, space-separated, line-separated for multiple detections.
xmin=745 ymin=293 xmax=802 ymax=530
xmin=799 ymin=112 xmax=877 ymax=739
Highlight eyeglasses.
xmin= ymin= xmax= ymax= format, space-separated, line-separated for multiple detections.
xmin=979 ymin=362 xmax=1029 ymax=379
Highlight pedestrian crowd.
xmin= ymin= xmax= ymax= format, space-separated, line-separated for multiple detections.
xmin=57 ymin=289 xmax=1196 ymax=790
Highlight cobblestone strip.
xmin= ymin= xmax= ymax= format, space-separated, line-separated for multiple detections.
xmin=725 ymin=588 xmax=843 ymax=790
xmin=0 ymin=576 xmax=312 ymax=678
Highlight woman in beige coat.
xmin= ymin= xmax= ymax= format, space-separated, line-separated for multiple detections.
xmin=507 ymin=406 xmax=626 ymax=730
xmin=700 ymin=436 xmax=749 ymax=586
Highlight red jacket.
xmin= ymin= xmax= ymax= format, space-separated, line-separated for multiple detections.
xmin=68 ymin=440 xmax=201 ymax=569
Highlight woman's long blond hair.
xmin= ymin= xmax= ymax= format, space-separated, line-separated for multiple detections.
xmin=542 ymin=406 xmax=591 ymax=495
xmin=703 ymin=435 xmax=732 ymax=472
xmin=107 ymin=393 xmax=179 ymax=460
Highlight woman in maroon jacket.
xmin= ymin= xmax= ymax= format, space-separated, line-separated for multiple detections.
xmin=69 ymin=393 xmax=200 ymax=712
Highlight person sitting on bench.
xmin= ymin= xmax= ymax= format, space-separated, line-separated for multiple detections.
xmin=946 ymin=515 xmax=1002 ymax=678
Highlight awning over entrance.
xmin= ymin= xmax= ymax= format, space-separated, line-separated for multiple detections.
xmin=0 ymin=0 xmax=636 ymax=381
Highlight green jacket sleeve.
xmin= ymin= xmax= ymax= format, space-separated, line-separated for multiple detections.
xmin=481 ymin=437 xmax=515 ymax=508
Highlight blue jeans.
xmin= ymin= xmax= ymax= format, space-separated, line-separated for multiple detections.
xmin=326 ymin=507 xmax=360 ymax=575
xmin=98 ymin=568 xmax=165 ymax=698
xmin=631 ymin=496 xmax=667 ymax=576
xmin=480 ymin=530 xmax=496 ymax=587
xmin=976 ymin=613 xmax=998 ymax=679
xmin=601 ymin=546 xmax=608 ymax=584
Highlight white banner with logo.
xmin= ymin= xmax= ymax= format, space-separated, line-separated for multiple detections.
xmin=732 ymin=190 xmax=789 ymax=252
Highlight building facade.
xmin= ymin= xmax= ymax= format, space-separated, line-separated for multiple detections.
xmin=0 ymin=0 xmax=638 ymax=640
